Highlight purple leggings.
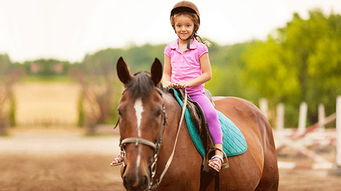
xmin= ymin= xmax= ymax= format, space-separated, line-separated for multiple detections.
xmin=189 ymin=93 xmax=222 ymax=144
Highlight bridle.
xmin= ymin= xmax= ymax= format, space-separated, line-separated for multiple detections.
xmin=116 ymin=87 xmax=187 ymax=191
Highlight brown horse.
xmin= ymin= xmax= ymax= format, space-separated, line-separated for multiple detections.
xmin=116 ymin=57 xmax=279 ymax=191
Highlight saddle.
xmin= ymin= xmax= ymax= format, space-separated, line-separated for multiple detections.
xmin=168 ymin=88 xmax=216 ymax=169
xmin=168 ymin=87 xmax=248 ymax=190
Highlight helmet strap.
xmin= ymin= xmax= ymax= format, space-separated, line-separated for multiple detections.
xmin=186 ymin=32 xmax=197 ymax=49
xmin=186 ymin=36 xmax=193 ymax=49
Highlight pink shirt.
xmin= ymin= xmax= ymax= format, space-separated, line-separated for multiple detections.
xmin=164 ymin=39 xmax=208 ymax=95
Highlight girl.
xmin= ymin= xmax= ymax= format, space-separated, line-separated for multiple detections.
xmin=163 ymin=1 xmax=224 ymax=172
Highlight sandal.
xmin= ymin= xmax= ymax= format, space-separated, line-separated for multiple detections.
xmin=110 ymin=151 xmax=125 ymax=166
xmin=206 ymin=147 xmax=229 ymax=172
xmin=208 ymin=155 xmax=224 ymax=172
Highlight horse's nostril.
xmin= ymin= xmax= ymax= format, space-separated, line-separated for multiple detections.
xmin=142 ymin=175 xmax=149 ymax=188
xmin=123 ymin=176 xmax=130 ymax=188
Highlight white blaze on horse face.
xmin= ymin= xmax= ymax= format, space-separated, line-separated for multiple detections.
xmin=134 ymin=98 xmax=144 ymax=171
xmin=134 ymin=98 xmax=144 ymax=137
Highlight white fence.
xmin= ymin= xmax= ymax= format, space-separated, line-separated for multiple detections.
xmin=259 ymin=96 xmax=340 ymax=169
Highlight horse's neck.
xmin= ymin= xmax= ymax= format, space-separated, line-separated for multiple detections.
xmin=156 ymin=94 xmax=202 ymax=187
xmin=162 ymin=94 xmax=194 ymax=154
xmin=162 ymin=94 xmax=184 ymax=142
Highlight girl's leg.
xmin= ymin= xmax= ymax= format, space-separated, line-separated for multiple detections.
xmin=190 ymin=93 xmax=224 ymax=171
xmin=190 ymin=93 xmax=222 ymax=144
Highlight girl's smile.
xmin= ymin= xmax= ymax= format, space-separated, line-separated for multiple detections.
xmin=174 ymin=14 xmax=195 ymax=41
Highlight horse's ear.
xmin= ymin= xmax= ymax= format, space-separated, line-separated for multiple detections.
xmin=117 ymin=57 xmax=132 ymax=85
xmin=151 ymin=58 xmax=163 ymax=86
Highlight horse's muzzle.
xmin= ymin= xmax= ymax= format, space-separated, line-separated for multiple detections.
xmin=123 ymin=173 xmax=149 ymax=191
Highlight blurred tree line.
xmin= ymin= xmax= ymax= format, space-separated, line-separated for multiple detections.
xmin=240 ymin=9 xmax=341 ymax=126
xmin=0 ymin=9 xmax=340 ymax=132
xmin=13 ymin=59 xmax=75 ymax=77
xmin=69 ymin=44 xmax=165 ymax=134
xmin=0 ymin=54 xmax=22 ymax=135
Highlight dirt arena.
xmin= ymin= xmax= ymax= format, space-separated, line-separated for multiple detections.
xmin=1 ymin=128 xmax=341 ymax=191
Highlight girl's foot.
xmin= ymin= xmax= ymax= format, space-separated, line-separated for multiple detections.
xmin=110 ymin=152 xmax=124 ymax=166
xmin=208 ymin=155 xmax=223 ymax=172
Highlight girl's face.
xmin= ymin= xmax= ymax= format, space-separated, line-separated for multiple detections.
xmin=174 ymin=14 xmax=195 ymax=41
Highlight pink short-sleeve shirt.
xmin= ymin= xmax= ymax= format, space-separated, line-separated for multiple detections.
xmin=164 ymin=39 xmax=208 ymax=95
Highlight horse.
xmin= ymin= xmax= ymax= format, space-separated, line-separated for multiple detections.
xmin=115 ymin=57 xmax=279 ymax=191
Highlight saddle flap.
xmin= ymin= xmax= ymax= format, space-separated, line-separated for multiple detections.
xmin=168 ymin=88 xmax=214 ymax=155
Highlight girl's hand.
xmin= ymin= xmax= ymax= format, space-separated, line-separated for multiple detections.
xmin=177 ymin=81 xmax=190 ymax=88
xmin=162 ymin=81 xmax=172 ymax=88
xmin=163 ymin=81 xmax=190 ymax=89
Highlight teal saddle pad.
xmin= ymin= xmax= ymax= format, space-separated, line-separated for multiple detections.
xmin=171 ymin=89 xmax=248 ymax=158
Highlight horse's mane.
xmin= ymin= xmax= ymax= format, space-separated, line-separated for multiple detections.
xmin=126 ymin=72 xmax=155 ymax=99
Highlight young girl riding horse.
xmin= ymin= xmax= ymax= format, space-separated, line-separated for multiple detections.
xmin=112 ymin=0 xmax=225 ymax=172
xmin=162 ymin=1 xmax=224 ymax=172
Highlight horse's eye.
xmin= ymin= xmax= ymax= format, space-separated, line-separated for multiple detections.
xmin=155 ymin=109 xmax=162 ymax=117
xmin=118 ymin=109 xmax=122 ymax=116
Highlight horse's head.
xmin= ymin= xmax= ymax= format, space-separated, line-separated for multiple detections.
xmin=116 ymin=57 xmax=165 ymax=191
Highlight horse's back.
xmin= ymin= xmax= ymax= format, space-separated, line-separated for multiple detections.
xmin=212 ymin=97 xmax=279 ymax=191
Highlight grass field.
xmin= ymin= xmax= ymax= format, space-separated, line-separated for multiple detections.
xmin=13 ymin=82 xmax=80 ymax=126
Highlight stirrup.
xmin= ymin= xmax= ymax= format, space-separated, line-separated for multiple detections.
xmin=207 ymin=147 xmax=229 ymax=170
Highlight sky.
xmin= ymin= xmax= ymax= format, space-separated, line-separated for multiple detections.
xmin=0 ymin=0 xmax=340 ymax=62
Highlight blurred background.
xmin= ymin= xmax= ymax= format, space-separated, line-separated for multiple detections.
xmin=0 ymin=0 xmax=340 ymax=190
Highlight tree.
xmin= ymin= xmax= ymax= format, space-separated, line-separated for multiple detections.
xmin=0 ymin=54 xmax=22 ymax=134
xmin=242 ymin=9 xmax=341 ymax=125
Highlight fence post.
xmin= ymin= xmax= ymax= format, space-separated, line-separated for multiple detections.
xmin=318 ymin=104 xmax=326 ymax=131
xmin=330 ymin=96 xmax=341 ymax=176
xmin=259 ymin=98 xmax=268 ymax=119
xmin=276 ymin=103 xmax=284 ymax=132
xmin=298 ymin=102 xmax=307 ymax=134
xmin=336 ymin=96 xmax=341 ymax=167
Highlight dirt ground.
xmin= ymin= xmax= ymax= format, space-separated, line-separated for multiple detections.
xmin=1 ymin=128 xmax=341 ymax=191
xmin=0 ymin=154 xmax=125 ymax=191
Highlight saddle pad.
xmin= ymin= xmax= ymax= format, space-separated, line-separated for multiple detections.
xmin=171 ymin=89 xmax=248 ymax=158
xmin=217 ymin=111 xmax=248 ymax=157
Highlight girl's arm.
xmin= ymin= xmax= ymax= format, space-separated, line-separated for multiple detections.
xmin=162 ymin=54 xmax=172 ymax=87
xmin=180 ymin=52 xmax=212 ymax=87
